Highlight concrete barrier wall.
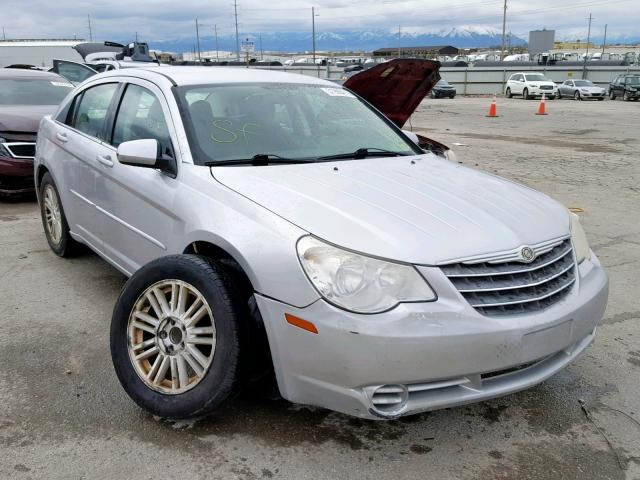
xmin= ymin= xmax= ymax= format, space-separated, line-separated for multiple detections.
xmin=252 ymin=64 xmax=640 ymax=95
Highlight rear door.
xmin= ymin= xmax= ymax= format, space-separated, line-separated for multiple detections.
xmin=50 ymin=82 xmax=120 ymax=248
xmin=512 ymin=74 xmax=524 ymax=94
xmin=95 ymin=79 xmax=182 ymax=274
xmin=51 ymin=60 xmax=98 ymax=85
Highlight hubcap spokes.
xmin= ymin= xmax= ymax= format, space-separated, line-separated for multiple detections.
xmin=43 ymin=185 xmax=62 ymax=244
xmin=128 ymin=280 xmax=216 ymax=394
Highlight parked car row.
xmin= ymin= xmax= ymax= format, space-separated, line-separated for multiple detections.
xmin=505 ymin=72 xmax=640 ymax=102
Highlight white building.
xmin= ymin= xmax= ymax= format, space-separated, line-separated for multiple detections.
xmin=0 ymin=39 xmax=85 ymax=68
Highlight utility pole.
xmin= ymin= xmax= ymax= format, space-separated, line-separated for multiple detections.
xmin=214 ymin=25 xmax=219 ymax=62
xmin=500 ymin=0 xmax=507 ymax=60
xmin=195 ymin=18 xmax=201 ymax=62
xmin=583 ymin=13 xmax=592 ymax=79
xmin=135 ymin=31 xmax=138 ymax=42
xmin=398 ymin=25 xmax=401 ymax=57
xmin=234 ymin=0 xmax=240 ymax=61
xmin=2 ymin=27 xmax=5 ymax=41
xmin=87 ymin=14 xmax=93 ymax=42
xmin=312 ymin=7 xmax=318 ymax=64
xmin=602 ymin=23 xmax=607 ymax=55
xmin=259 ymin=33 xmax=263 ymax=60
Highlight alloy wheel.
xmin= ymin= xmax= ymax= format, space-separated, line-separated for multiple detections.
xmin=128 ymin=279 xmax=216 ymax=394
xmin=43 ymin=184 xmax=62 ymax=245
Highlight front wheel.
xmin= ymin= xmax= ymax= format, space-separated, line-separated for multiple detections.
xmin=609 ymin=90 xmax=616 ymax=100
xmin=574 ymin=91 xmax=582 ymax=101
xmin=523 ymin=88 xmax=530 ymax=100
xmin=110 ymin=255 xmax=243 ymax=419
xmin=506 ymin=87 xmax=513 ymax=98
xmin=623 ymin=91 xmax=631 ymax=101
xmin=39 ymin=172 xmax=80 ymax=257
xmin=557 ymin=90 xmax=562 ymax=99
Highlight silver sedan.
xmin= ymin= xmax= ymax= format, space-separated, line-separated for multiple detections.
xmin=558 ymin=79 xmax=606 ymax=100
xmin=34 ymin=66 xmax=608 ymax=420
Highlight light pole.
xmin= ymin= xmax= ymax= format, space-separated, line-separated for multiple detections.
xmin=312 ymin=7 xmax=319 ymax=64
xmin=582 ymin=13 xmax=592 ymax=79
xmin=234 ymin=0 xmax=240 ymax=61
xmin=195 ymin=18 xmax=201 ymax=62
xmin=500 ymin=0 xmax=507 ymax=60
xmin=214 ymin=24 xmax=219 ymax=62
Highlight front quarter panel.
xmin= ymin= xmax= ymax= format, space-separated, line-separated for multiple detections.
xmin=175 ymin=164 xmax=320 ymax=308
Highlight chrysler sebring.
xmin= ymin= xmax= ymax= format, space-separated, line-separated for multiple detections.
xmin=34 ymin=62 xmax=608 ymax=419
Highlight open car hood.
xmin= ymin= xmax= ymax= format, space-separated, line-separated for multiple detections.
xmin=73 ymin=42 xmax=124 ymax=60
xmin=343 ymin=59 xmax=440 ymax=128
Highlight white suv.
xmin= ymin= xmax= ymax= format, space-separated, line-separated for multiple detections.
xmin=505 ymin=72 xmax=557 ymax=100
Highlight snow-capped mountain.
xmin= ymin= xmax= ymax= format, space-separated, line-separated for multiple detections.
xmin=135 ymin=27 xmax=528 ymax=54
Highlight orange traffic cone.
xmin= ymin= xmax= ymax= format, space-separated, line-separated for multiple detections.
xmin=536 ymin=94 xmax=548 ymax=115
xmin=486 ymin=95 xmax=498 ymax=117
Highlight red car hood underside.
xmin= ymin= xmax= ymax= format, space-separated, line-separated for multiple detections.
xmin=343 ymin=59 xmax=441 ymax=128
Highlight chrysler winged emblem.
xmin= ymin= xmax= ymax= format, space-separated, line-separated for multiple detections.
xmin=520 ymin=246 xmax=536 ymax=263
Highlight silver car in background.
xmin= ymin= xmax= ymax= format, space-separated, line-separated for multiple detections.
xmin=34 ymin=65 xmax=608 ymax=420
xmin=558 ymin=79 xmax=606 ymax=100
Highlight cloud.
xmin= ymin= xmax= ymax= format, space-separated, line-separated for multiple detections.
xmin=1 ymin=0 xmax=637 ymax=46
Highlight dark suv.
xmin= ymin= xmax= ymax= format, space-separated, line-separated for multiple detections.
xmin=609 ymin=74 xmax=640 ymax=101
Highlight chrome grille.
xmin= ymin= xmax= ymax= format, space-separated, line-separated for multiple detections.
xmin=441 ymin=239 xmax=576 ymax=316
xmin=540 ymin=85 xmax=553 ymax=90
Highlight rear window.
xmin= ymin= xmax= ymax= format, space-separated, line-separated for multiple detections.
xmin=0 ymin=78 xmax=73 ymax=105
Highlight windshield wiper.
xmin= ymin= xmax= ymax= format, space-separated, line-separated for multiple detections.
xmin=205 ymin=154 xmax=316 ymax=167
xmin=318 ymin=148 xmax=410 ymax=161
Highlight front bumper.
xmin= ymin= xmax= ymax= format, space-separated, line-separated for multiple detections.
xmin=580 ymin=91 xmax=606 ymax=98
xmin=0 ymin=156 xmax=35 ymax=196
xmin=528 ymin=87 xmax=556 ymax=97
xmin=257 ymin=255 xmax=608 ymax=419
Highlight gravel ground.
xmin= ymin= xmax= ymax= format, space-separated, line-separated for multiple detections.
xmin=1 ymin=95 xmax=639 ymax=480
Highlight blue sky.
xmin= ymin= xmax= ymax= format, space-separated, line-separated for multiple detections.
xmin=2 ymin=0 xmax=638 ymax=48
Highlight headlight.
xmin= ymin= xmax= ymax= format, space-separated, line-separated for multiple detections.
xmin=570 ymin=212 xmax=591 ymax=263
xmin=297 ymin=236 xmax=436 ymax=313
xmin=530 ymin=84 xmax=539 ymax=88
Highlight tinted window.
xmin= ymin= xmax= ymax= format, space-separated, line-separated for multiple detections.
xmin=0 ymin=78 xmax=73 ymax=105
xmin=111 ymin=84 xmax=173 ymax=157
xmin=71 ymin=83 xmax=118 ymax=140
xmin=524 ymin=74 xmax=550 ymax=82
xmin=574 ymin=80 xmax=593 ymax=87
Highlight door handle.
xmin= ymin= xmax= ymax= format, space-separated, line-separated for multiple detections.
xmin=55 ymin=132 xmax=68 ymax=143
xmin=96 ymin=154 xmax=114 ymax=167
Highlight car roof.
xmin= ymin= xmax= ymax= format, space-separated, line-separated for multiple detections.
xmin=0 ymin=68 xmax=66 ymax=80
xmin=95 ymin=65 xmax=336 ymax=87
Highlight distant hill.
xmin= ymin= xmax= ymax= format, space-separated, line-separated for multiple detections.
xmin=125 ymin=27 xmax=528 ymax=54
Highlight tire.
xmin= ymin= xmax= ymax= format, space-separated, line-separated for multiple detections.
xmin=598 ymin=97 xmax=604 ymax=101
xmin=110 ymin=254 xmax=243 ymax=419
xmin=523 ymin=88 xmax=530 ymax=100
xmin=548 ymin=95 xmax=556 ymax=100
xmin=557 ymin=90 xmax=562 ymax=99
xmin=39 ymin=172 xmax=81 ymax=257
xmin=609 ymin=90 xmax=616 ymax=100
xmin=623 ymin=91 xmax=630 ymax=101
xmin=506 ymin=87 xmax=513 ymax=98
xmin=574 ymin=91 xmax=582 ymax=101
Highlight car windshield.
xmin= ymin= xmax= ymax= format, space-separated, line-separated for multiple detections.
xmin=625 ymin=77 xmax=640 ymax=85
xmin=0 ymin=78 xmax=73 ymax=105
xmin=524 ymin=74 xmax=550 ymax=82
xmin=574 ymin=80 xmax=594 ymax=86
xmin=176 ymin=83 xmax=419 ymax=164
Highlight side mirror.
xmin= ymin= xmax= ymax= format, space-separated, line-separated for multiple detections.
xmin=117 ymin=139 xmax=176 ymax=177
xmin=402 ymin=130 xmax=420 ymax=146
xmin=117 ymin=139 xmax=159 ymax=166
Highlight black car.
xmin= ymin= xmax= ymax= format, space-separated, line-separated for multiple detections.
xmin=429 ymin=80 xmax=456 ymax=98
xmin=609 ymin=74 xmax=640 ymax=101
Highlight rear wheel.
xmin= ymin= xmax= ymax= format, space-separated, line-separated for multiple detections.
xmin=574 ymin=91 xmax=582 ymax=101
xmin=110 ymin=255 xmax=243 ymax=419
xmin=39 ymin=172 xmax=80 ymax=257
